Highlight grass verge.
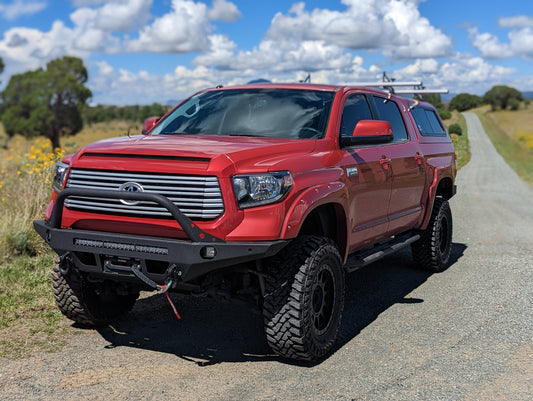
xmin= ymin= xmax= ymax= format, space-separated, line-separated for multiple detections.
xmin=474 ymin=107 xmax=533 ymax=186
xmin=0 ymin=252 xmax=81 ymax=359
xmin=447 ymin=112 xmax=470 ymax=170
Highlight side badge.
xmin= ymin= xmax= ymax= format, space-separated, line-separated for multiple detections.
xmin=347 ymin=167 xmax=358 ymax=177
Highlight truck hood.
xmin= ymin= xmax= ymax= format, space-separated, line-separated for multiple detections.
xmin=75 ymin=134 xmax=317 ymax=173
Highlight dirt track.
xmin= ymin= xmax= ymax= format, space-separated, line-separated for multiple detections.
xmin=1 ymin=112 xmax=531 ymax=400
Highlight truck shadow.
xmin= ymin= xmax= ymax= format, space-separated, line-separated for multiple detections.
xmin=95 ymin=242 xmax=467 ymax=366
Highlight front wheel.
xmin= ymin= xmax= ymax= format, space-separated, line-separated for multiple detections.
xmin=51 ymin=257 xmax=139 ymax=326
xmin=263 ymin=236 xmax=345 ymax=361
xmin=411 ymin=197 xmax=453 ymax=272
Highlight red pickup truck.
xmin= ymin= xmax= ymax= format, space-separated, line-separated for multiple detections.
xmin=34 ymin=83 xmax=456 ymax=361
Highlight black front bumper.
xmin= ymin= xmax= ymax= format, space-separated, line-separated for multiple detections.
xmin=34 ymin=188 xmax=288 ymax=284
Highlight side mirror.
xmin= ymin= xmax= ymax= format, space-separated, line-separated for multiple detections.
xmin=340 ymin=120 xmax=393 ymax=147
xmin=142 ymin=116 xmax=160 ymax=134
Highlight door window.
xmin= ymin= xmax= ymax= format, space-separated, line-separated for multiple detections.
xmin=371 ymin=96 xmax=408 ymax=143
xmin=340 ymin=94 xmax=373 ymax=137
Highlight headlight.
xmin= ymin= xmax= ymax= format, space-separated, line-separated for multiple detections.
xmin=52 ymin=161 xmax=69 ymax=192
xmin=232 ymin=171 xmax=294 ymax=208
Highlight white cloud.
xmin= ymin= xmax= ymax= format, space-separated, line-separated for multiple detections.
xmin=470 ymin=25 xmax=533 ymax=60
xmin=70 ymin=0 xmax=107 ymax=6
xmin=0 ymin=21 xmax=87 ymax=74
xmin=393 ymin=54 xmax=516 ymax=95
xmin=499 ymin=15 xmax=533 ymax=29
xmin=70 ymin=0 xmax=152 ymax=33
xmin=395 ymin=58 xmax=440 ymax=77
xmin=193 ymin=0 xmax=452 ymax=78
xmin=508 ymin=28 xmax=533 ymax=59
xmin=0 ymin=0 xmax=46 ymax=21
xmin=469 ymin=28 xmax=513 ymax=59
xmin=208 ymin=0 xmax=242 ymax=22
xmin=90 ymin=60 xmax=231 ymax=104
xmin=192 ymin=34 xmax=238 ymax=68
xmin=125 ymin=0 xmax=212 ymax=53
xmin=264 ymin=0 xmax=453 ymax=60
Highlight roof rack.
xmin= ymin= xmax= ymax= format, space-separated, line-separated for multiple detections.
xmin=352 ymin=81 xmax=422 ymax=87
xmin=394 ymin=88 xmax=449 ymax=95
xmin=352 ymin=81 xmax=448 ymax=95
xmin=352 ymin=72 xmax=449 ymax=97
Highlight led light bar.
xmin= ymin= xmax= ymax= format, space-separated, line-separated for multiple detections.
xmin=74 ymin=238 xmax=168 ymax=255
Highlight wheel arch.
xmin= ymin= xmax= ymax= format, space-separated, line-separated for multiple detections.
xmin=280 ymin=182 xmax=348 ymax=258
xmin=436 ymin=176 xmax=455 ymax=200
xmin=420 ymin=168 xmax=456 ymax=230
xmin=298 ymin=203 xmax=347 ymax=258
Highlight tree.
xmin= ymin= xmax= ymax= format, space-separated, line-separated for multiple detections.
xmin=483 ymin=85 xmax=523 ymax=111
xmin=415 ymin=93 xmax=450 ymax=120
xmin=416 ymin=93 xmax=443 ymax=109
xmin=1 ymin=56 xmax=92 ymax=149
xmin=449 ymin=93 xmax=483 ymax=112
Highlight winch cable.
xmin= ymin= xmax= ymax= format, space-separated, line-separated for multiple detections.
xmin=131 ymin=264 xmax=181 ymax=320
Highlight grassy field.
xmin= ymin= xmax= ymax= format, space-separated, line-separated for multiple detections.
xmin=473 ymin=103 xmax=533 ymax=186
xmin=0 ymin=122 xmax=136 ymax=358
xmin=0 ymin=114 xmax=471 ymax=358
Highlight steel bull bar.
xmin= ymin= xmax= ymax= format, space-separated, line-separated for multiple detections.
xmin=33 ymin=188 xmax=288 ymax=285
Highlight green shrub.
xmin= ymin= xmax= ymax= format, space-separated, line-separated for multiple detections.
xmin=448 ymin=123 xmax=463 ymax=135
xmin=438 ymin=108 xmax=451 ymax=120
xmin=508 ymin=98 xmax=521 ymax=111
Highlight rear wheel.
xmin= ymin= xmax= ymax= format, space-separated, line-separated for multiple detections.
xmin=52 ymin=257 xmax=139 ymax=326
xmin=412 ymin=197 xmax=453 ymax=272
xmin=263 ymin=236 xmax=345 ymax=361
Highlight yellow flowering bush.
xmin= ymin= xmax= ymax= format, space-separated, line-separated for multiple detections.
xmin=518 ymin=132 xmax=533 ymax=149
xmin=1 ymin=136 xmax=65 ymax=260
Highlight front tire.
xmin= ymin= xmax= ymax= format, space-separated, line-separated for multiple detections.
xmin=412 ymin=197 xmax=453 ymax=272
xmin=51 ymin=257 xmax=139 ymax=326
xmin=263 ymin=236 xmax=345 ymax=361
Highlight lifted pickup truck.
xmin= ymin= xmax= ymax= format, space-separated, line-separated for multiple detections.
xmin=35 ymin=82 xmax=456 ymax=361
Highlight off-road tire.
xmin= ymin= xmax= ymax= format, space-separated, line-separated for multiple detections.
xmin=51 ymin=257 xmax=139 ymax=326
xmin=263 ymin=235 xmax=345 ymax=361
xmin=412 ymin=197 xmax=453 ymax=272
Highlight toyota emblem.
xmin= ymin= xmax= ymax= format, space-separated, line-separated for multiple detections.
xmin=119 ymin=182 xmax=144 ymax=205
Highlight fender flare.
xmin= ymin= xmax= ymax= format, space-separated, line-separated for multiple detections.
xmin=420 ymin=167 xmax=440 ymax=230
xmin=280 ymin=182 xmax=347 ymax=239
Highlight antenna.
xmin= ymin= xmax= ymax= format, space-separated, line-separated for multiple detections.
xmin=300 ymin=73 xmax=311 ymax=83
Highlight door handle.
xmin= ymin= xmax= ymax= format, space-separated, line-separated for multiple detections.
xmin=380 ymin=156 xmax=391 ymax=170
xmin=415 ymin=152 xmax=423 ymax=166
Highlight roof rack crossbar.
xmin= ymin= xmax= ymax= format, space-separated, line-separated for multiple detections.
xmin=394 ymin=89 xmax=449 ymax=95
xmin=352 ymin=81 xmax=422 ymax=87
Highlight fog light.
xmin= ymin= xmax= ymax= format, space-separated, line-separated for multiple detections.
xmin=201 ymin=246 xmax=217 ymax=259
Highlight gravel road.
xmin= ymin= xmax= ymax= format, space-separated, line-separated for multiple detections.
xmin=1 ymin=112 xmax=531 ymax=400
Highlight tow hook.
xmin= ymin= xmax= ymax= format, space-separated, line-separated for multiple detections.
xmin=58 ymin=253 xmax=74 ymax=276
xmin=131 ymin=263 xmax=182 ymax=319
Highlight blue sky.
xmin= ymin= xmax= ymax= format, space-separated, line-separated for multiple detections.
xmin=0 ymin=0 xmax=532 ymax=105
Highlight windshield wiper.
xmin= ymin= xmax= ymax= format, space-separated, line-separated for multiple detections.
xmin=228 ymin=133 xmax=264 ymax=137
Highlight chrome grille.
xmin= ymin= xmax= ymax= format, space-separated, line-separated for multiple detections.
xmin=65 ymin=169 xmax=224 ymax=220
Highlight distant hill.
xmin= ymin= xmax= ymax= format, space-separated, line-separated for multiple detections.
xmin=247 ymin=79 xmax=272 ymax=84
xmin=522 ymin=91 xmax=533 ymax=99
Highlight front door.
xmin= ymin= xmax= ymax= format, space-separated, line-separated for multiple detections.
xmin=338 ymin=93 xmax=393 ymax=252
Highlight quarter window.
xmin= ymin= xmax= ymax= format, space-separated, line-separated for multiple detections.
xmin=411 ymin=107 xmax=446 ymax=136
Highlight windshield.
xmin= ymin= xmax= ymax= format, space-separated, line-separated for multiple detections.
xmin=150 ymin=88 xmax=334 ymax=139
